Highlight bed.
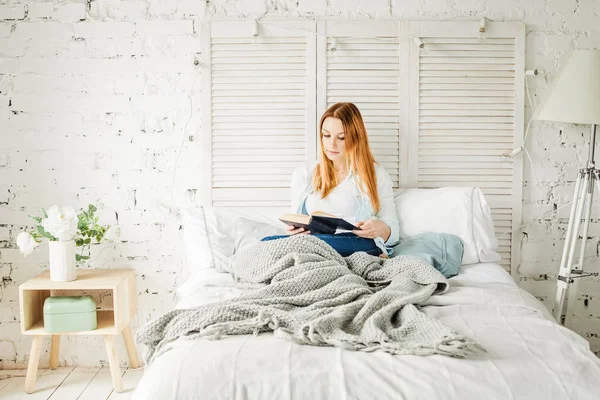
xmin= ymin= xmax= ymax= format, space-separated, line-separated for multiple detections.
xmin=133 ymin=261 xmax=600 ymax=400
xmin=132 ymin=187 xmax=600 ymax=399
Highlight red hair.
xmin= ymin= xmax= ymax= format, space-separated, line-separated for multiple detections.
xmin=312 ymin=102 xmax=380 ymax=212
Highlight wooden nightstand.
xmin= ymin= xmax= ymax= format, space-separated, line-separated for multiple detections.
xmin=18 ymin=269 xmax=139 ymax=394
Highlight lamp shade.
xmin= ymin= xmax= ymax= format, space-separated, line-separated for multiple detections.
xmin=535 ymin=49 xmax=600 ymax=125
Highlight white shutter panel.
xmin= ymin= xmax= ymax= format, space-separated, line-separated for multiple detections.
xmin=317 ymin=21 xmax=403 ymax=187
xmin=202 ymin=21 xmax=316 ymax=207
xmin=409 ymin=22 xmax=525 ymax=274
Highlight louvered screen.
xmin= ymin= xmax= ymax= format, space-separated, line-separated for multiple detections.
xmin=317 ymin=21 xmax=401 ymax=187
xmin=411 ymin=22 xmax=524 ymax=272
xmin=203 ymin=21 xmax=316 ymax=207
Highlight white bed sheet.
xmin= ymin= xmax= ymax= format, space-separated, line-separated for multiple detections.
xmin=134 ymin=263 xmax=600 ymax=400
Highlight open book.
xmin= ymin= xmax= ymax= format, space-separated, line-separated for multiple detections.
xmin=279 ymin=211 xmax=360 ymax=234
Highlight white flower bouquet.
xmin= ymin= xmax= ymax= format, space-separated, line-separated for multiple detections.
xmin=17 ymin=204 xmax=119 ymax=281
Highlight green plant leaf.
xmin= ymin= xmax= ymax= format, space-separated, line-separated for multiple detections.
xmin=96 ymin=235 xmax=102 ymax=242
xmin=88 ymin=204 xmax=97 ymax=213
xmin=80 ymin=255 xmax=90 ymax=260
xmin=75 ymin=239 xmax=84 ymax=246
xmin=42 ymin=208 xmax=48 ymax=218
xmin=75 ymin=254 xmax=82 ymax=261
xmin=29 ymin=215 xmax=42 ymax=224
xmin=37 ymin=225 xmax=54 ymax=240
xmin=84 ymin=238 xmax=91 ymax=244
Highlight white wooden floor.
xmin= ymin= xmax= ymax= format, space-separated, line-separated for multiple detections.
xmin=0 ymin=366 xmax=144 ymax=400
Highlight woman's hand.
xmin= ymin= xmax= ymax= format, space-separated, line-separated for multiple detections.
xmin=286 ymin=224 xmax=310 ymax=235
xmin=353 ymin=219 xmax=390 ymax=240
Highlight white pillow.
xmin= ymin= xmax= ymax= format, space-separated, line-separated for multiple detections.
xmin=180 ymin=207 xmax=213 ymax=273
xmin=393 ymin=187 xmax=501 ymax=265
xmin=180 ymin=207 xmax=286 ymax=274
xmin=217 ymin=217 xmax=288 ymax=273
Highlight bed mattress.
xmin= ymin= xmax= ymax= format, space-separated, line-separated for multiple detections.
xmin=133 ymin=263 xmax=600 ymax=400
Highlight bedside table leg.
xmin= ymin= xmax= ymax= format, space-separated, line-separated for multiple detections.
xmin=122 ymin=324 xmax=140 ymax=368
xmin=50 ymin=335 xmax=60 ymax=369
xmin=25 ymin=335 xmax=43 ymax=393
xmin=104 ymin=335 xmax=124 ymax=393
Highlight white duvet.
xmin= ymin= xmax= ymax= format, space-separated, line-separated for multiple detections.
xmin=133 ymin=263 xmax=600 ymax=400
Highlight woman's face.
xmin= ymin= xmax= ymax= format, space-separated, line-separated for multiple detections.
xmin=321 ymin=117 xmax=346 ymax=162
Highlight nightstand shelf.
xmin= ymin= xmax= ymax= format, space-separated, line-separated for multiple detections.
xmin=24 ymin=310 xmax=117 ymax=335
xmin=18 ymin=269 xmax=139 ymax=394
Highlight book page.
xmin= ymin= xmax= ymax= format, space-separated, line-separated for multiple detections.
xmin=310 ymin=210 xmax=337 ymax=218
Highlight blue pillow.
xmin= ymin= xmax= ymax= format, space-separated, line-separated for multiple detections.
xmin=390 ymin=232 xmax=464 ymax=278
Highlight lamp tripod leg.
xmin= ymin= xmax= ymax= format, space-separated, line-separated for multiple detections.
xmin=553 ymin=125 xmax=599 ymax=326
xmin=553 ymin=170 xmax=585 ymax=324
xmin=564 ymin=173 xmax=595 ymax=328
xmin=562 ymin=172 xmax=589 ymax=326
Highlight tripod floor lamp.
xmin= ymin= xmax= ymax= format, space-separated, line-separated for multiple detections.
xmin=534 ymin=49 xmax=600 ymax=327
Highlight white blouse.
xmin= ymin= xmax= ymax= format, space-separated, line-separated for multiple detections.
xmin=304 ymin=175 xmax=359 ymax=225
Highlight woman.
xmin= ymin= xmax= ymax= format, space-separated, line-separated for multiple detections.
xmin=262 ymin=102 xmax=400 ymax=257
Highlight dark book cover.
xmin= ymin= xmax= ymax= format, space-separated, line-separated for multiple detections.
xmin=279 ymin=215 xmax=360 ymax=234
xmin=311 ymin=215 xmax=359 ymax=232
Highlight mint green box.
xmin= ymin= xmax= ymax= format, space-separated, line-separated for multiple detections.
xmin=43 ymin=296 xmax=97 ymax=333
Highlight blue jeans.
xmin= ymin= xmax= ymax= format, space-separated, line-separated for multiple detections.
xmin=260 ymin=232 xmax=381 ymax=257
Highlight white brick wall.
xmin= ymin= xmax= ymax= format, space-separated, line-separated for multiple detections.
xmin=1 ymin=0 xmax=599 ymax=368
xmin=0 ymin=5 xmax=26 ymax=21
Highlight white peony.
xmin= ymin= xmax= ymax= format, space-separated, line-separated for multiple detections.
xmin=43 ymin=205 xmax=78 ymax=241
xmin=17 ymin=232 xmax=39 ymax=256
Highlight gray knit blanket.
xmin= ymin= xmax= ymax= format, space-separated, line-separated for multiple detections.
xmin=136 ymin=235 xmax=485 ymax=365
